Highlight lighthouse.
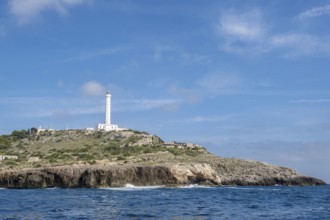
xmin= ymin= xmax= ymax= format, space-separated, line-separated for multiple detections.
xmin=96 ymin=91 xmax=120 ymax=131
xmin=105 ymin=91 xmax=111 ymax=125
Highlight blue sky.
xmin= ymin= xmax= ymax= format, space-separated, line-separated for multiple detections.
xmin=1 ymin=0 xmax=330 ymax=182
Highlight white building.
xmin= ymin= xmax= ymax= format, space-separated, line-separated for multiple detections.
xmin=37 ymin=126 xmax=54 ymax=133
xmin=96 ymin=91 xmax=125 ymax=131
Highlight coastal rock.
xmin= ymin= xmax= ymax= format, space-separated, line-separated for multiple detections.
xmin=170 ymin=164 xmax=221 ymax=185
xmin=0 ymin=164 xmax=222 ymax=189
xmin=212 ymin=160 xmax=325 ymax=186
xmin=0 ymin=163 xmax=324 ymax=189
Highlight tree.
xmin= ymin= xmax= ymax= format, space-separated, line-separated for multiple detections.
xmin=30 ymin=127 xmax=38 ymax=134
xmin=11 ymin=130 xmax=29 ymax=140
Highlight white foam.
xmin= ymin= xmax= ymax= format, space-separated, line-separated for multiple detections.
xmin=45 ymin=187 xmax=59 ymax=190
xmin=101 ymin=184 xmax=165 ymax=190
xmin=178 ymin=184 xmax=212 ymax=189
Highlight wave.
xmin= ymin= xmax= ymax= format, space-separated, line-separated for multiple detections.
xmin=178 ymin=184 xmax=212 ymax=189
xmin=101 ymin=184 xmax=165 ymax=190
xmin=101 ymin=184 xmax=214 ymax=190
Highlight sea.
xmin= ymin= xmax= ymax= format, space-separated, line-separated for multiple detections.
xmin=0 ymin=184 xmax=329 ymax=220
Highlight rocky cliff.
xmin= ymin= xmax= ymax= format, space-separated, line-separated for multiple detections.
xmin=0 ymin=163 xmax=324 ymax=189
xmin=0 ymin=129 xmax=325 ymax=188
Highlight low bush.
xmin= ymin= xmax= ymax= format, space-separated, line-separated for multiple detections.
xmin=3 ymin=160 xmax=17 ymax=166
xmin=167 ymin=147 xmax=185 ymax=156
xmin=0 ymin=136 xmax=12 ymax=150
xmin=117 ymin=156 xmax=126 ymax=161
xmin=185 ymin=149 xmax=200 ymax=157
xmin=77 ymin=154 xmax=95 ymax=161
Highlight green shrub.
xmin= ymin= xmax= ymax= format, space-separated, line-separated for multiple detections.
xmin=127 ymin=135 xmax=142 ymax=143
xmin=133 ymin=130 xmax=148 ymax=135
xmin=3 ymin=160 xmax=17 ymax=166
xmin=143 ymin=148 xmax=153 ymax=154
xmin=185 ymin=149 xmax=200 ymax=157
xmin=49 ymin=148 xmax=57 ymax=153
xmin=16 ymin=143 xmax=25 ymax=149
xmin=31 ymin=152 xmax=45 ymax=158
xmin=33 ymin=163 xmax=42 ymax=168
xmin=94 ymin=132 xmax=103 ymax=139
xmin=11 ymin=130 xmax=29 ymax=140
xmin=104 ymin=143 xmax=121 ymax=155
xmin=0 ymin=136 xmax=12 ymax=149
xmin=77 ymin=154 xmax=95 ymax=161
xmin=49 ymin=158 xmax=57 ymax=163
xmin=117 ymin=156 xmax=126 ymax=160
xmin=45 ymin=152 xmax=71 ymax=161
xmin=167 ymin=147 xmax=184 ymax=156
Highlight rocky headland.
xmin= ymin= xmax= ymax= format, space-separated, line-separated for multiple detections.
xmin=0 ymin=129 xmax=325 ymax=188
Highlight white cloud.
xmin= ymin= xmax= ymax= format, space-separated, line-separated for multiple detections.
xmin=216 ymin=9 xmax=270 ymax=55
xmin=81 ymin=81 xmax=105 ymax=97
xmin=8 ymin=0 xmax=91 ymax=24
xmin=217 ymin=9 xmax=265 ymax=41
xmin=197 ymin=73 xmax=244 ymax=94
xmin=298 ymin=4 xmax=330 ymax=19
xmin=216 ymin=8 xmax=330 ymax=57
xmin=270 ymin=34 xmax=330 ymax=57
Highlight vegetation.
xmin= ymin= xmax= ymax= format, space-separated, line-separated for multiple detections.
xmin=11 ymin=130 xmax=29 ymax=140
xmin=0 ymin=129 xmax=208 ymax=169
xmin=0 ymin=136 xmax=12 ymax=150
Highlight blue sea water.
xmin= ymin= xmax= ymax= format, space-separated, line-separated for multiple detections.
xmin=0 ymin=184 xmax=329 ymax=220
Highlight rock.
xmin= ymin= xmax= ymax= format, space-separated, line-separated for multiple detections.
xmin=0 ymin=162 xmax=324 ymax=189
xmin=27 ymin=157 xmax=40 ymax=163
xmin=170 ymin=164 xmax=221 ymax=185
xmin=212 ymin=161 xmax=325 ymax=186
xmin=0 ymin=164 xmax=222 ymax=188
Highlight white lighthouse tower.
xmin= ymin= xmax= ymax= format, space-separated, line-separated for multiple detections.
xmin=96 ymin=91 xmax=119 ymax=131
xmin=105 ymin=91 xmax=111 ymax=125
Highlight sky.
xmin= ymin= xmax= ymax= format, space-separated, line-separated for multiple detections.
xmin=0 ymin=0 xmax=330 ymax=182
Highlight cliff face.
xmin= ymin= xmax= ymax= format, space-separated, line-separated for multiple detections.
xmin=0 ymin=164 xmax=221 ymax=189
xmin=0 ymin=163 xmax=324 ymax=189
xmin=0 ymin=129 xmax=326 ymax=188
